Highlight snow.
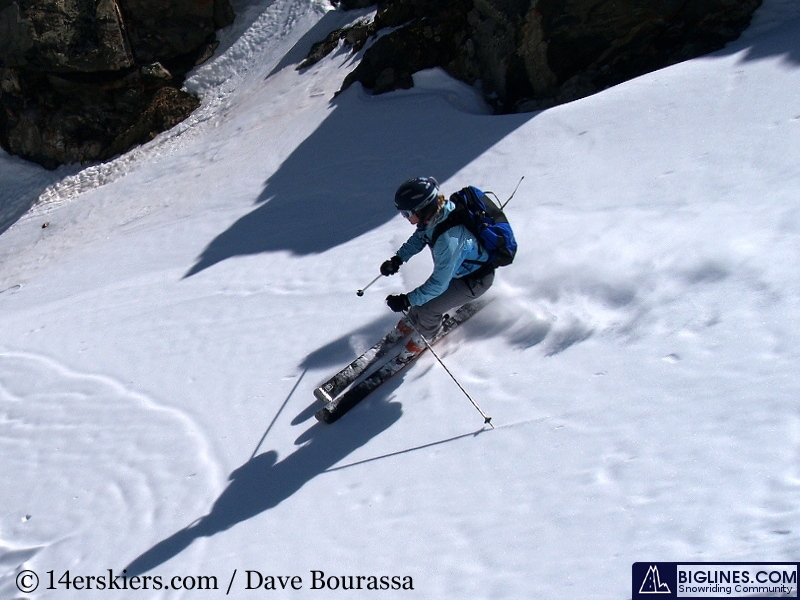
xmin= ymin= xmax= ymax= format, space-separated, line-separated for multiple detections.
xmin=1 ymin=0 xmax=800 ymax=597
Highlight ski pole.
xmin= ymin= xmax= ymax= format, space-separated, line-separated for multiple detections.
xmin=356 ymin=274 xmax=382 ymax=297
xmin=405 ymin=316 xmax=493 ymax=429
xmin=501 ymin=175 xmax=525 ymax=210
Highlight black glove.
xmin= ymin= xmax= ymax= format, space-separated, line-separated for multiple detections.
xmin=380 ymin=255 xmax=403 ymax=276
xmin=386 ymin=294 xmax=410 ymax=313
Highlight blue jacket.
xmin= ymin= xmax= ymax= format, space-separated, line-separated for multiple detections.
xmin=396 ymin=200 xmax=490 ymax=306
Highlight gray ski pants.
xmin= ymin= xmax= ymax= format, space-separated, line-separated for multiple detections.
xmin=407 ymin=271 xmax=494 ymax=338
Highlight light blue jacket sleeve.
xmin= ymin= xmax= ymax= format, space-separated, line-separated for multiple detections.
xmin=396 ymin=230 xmax=427 ymax=263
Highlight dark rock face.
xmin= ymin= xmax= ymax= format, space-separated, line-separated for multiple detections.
xmin=320 ymin=0 xmax=762 ymax=112
xmin=0 ymin=0 xmax=234 ymax=169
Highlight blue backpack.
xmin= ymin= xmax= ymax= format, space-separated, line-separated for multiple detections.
xmin=430 ymin=186 xmax=518 ymax=276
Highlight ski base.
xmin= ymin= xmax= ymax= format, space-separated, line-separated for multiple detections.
xmin=312 ymin=322 xmax=410 ymax=403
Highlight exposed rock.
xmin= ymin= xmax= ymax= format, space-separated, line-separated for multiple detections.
xmin=117 ymin=0 xmax=232 ymax=64
xmin=0 ymin=0 xmax=134 ymax=72
xmin=341 ymin=1 xmax=472 ymax=94
xmin=298 ymin=19 xmax=375 ymax=70
xmin=103 ymin=85 xmax=200 ymax=161
xmin=0 ymin=0 xmax=235 ymax=169
xmin=141 ymin=61 xmax=173 ymax=83
xmin=312 ymin=0 xmax=762 ymax=113
xmin=333 ymin=0 xmax=378 ymax=9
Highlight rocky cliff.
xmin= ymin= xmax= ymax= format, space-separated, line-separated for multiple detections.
xmin=309 ymin=0 xmax=762 ymax=113
xmin=0 ymin=0 xmax=234 ymax=169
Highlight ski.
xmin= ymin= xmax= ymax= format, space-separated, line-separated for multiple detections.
xmin=313 ymin=322 xmax=412 ymax=403
xmin=315 ymin=300 xmax=487 ymax=424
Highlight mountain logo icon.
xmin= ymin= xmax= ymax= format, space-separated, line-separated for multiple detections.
xmin=639 ymin=565 xmax=672 ymax=594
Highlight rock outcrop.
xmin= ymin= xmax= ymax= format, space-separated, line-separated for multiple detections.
xmin=0 ymin=0 xmax=763 ymax=168
xmin=0 ymin=0 xmax=235 ymax=169
xmin=310 ymin=0 xmax=762 ymax=112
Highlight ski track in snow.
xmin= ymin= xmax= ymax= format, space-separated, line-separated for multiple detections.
xmin=0 ymin=350 xmax=223 ymax=595
xmin=0 ymin=539 xmax=42 ymax=600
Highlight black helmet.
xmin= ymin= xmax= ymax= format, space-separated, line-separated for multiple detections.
xmin=394 ymin=177 xmax=440 ymax=219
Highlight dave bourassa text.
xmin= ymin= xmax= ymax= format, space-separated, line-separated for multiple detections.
xmin=245 ymin=570 xmax=414 ymax=591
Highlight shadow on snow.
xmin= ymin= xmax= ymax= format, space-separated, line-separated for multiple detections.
xmin=0 ymin=153 xmax=67 ymax=236
xmin=183 ymin=22 xmax=533 ymax=277
xmin=734 ymin=12 xmax=800 ymax=64
xmin=125 ymin=313 xmax=491 ymax=576
xmin=125 ymin=397 xmax=403 ymax=576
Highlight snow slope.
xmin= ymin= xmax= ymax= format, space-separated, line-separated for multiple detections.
xmin=1 ymin=0 xmax=800 ymax=598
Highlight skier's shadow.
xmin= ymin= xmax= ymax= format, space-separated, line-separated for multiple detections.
xmin=124 ymin=400 xmax=401 ymax=576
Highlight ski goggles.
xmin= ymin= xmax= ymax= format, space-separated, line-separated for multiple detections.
xmin=399 ymin=197 xmax=438 ymax=221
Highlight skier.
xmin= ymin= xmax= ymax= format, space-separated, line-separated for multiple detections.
xmin=314 ymin=175 xmax=513 ymax=420
xmin=380 ymin=176 xmax=495 ymax=353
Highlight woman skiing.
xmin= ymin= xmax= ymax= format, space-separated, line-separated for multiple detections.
xmin=380 ymin=176 xmax=495 ymax=348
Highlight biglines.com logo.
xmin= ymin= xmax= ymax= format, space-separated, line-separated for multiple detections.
xmin=632 ymin=563 xmax=798 ymax=599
